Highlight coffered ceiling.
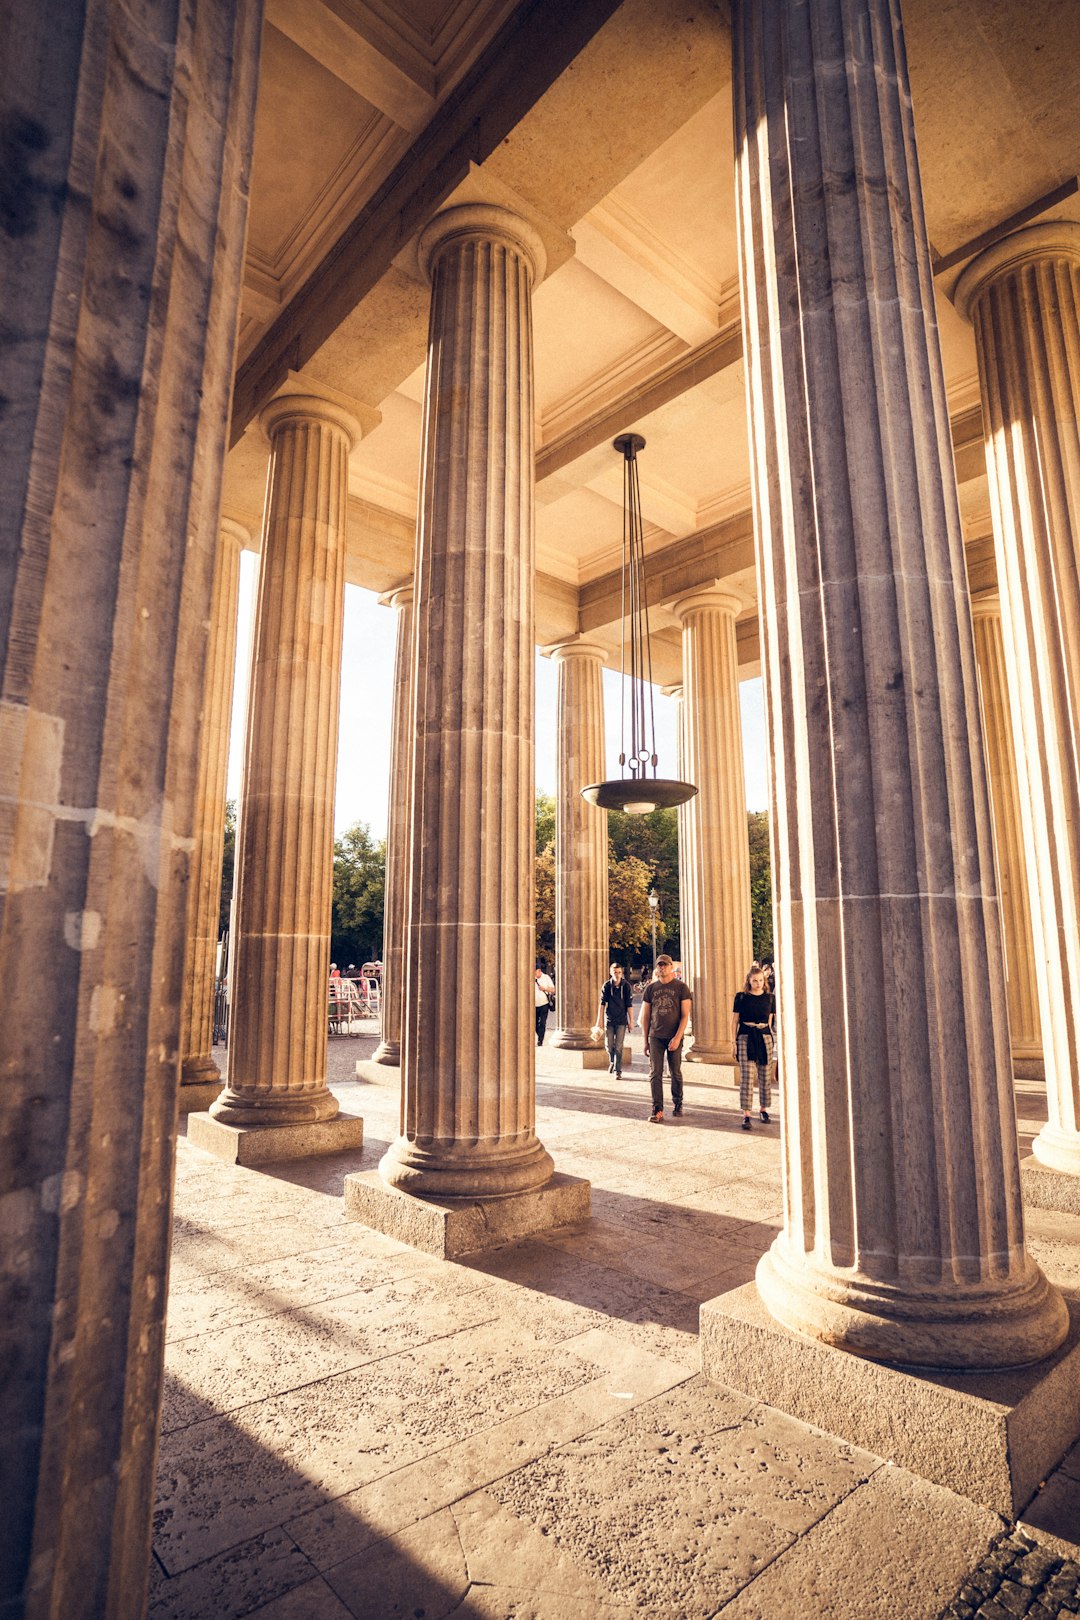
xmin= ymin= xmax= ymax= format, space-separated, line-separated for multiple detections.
xmin=222 ymin=0 xmax=1080 ymax=686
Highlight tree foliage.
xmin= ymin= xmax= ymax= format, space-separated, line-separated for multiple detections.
xmin=535 ymin=841 xmax=556 ymax=971
xmin=331 ymin=821 xmax=386 ymax=967
xmin=747 ymin=809 xmax=774 ymax=962
xmin=607 ymin=805 xmax=680 ymax=955
xmin=535 ymin=791 xmax=556 ymax=857
xmin=608 ymin=851 xmax=663 ymax=955
xmin=218 ymin=799 xmax=236 ymax=937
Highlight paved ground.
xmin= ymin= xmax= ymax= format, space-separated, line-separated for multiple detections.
xmin=152 ymin=1032 xmax=1080 ymax=1619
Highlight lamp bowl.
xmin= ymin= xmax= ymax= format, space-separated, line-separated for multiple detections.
xmin=580 ymin=778 xmax=698 ymax=813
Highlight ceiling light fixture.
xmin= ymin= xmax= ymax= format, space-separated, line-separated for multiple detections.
xmin=581 ymin=434 xmax=698 ymax=815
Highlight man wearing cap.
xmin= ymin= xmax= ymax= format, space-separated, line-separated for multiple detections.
xmin=640 ymin=954 xmax=693 ymax=1122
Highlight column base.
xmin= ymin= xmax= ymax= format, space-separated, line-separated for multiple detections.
xmin=187 ymin=1111 xmax=364 ymax=1166
xmin=550 ymin=1030 xmax=605 ymax=1051
xmin=700 ymin=1281 xmax=1080 ymax=1517
xmin=755 ymin=1238 xmax=1068 ymax=1370
xmin=178 ymin=1080 xmax=223 ymax=1114
xmin=343 ymin=1168 xmax=591 ymax=1259
xmin=356 ymin=1058 xmax=396 ymax=1081
xmin=1021 ymin=1152 xmax=1080 ymax=1215
xmin=370 ymin=1040 xmax=400 ymax=1065
xmin=684 ymin=1044 xmax=732 ymax=1065
xmin=541 ymin=1044 xmax=627 ymax=1071
xmin=1031 ymin=1125 xmax=1080 ymax=1180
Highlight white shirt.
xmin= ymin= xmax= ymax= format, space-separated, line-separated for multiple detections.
xmin=534 ymin=972 xmax=555 ymax=1007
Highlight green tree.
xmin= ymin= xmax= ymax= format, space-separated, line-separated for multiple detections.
xmin=331 ymin=821 xmax=386 ymax=967
xmin=218 ymin=799 xmax=236 ymax=937
xmin=608 ymin=851 xmax=662 ymax=957
xmin=535 ymin=842 xmax=556 ymax=971
xmin=747 ymin=809 xmax=774 ymax=962
xmin=607 ymin=805 xmax=680 ymax=955
xmin=535 ymin=791 xmax=556 ymax=855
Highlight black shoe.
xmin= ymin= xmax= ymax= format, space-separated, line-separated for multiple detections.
xmin=742 ymin=1116 xmax=752 ymax=1130
xmin=760 ymin=1109 xmax=770 ymax=1123
xmin=673 ymin=1103 xmax=683 ymax=1116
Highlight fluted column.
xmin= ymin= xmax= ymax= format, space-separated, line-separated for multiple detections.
xmin=970 ymin=594 xmax=1043 ymax=1078
xmin=551 ymin=641 xmax=608 ymax=1051
xmin=379 ymin=205 xmax=555 ymax=1200
xmin=662 ymin=682 xmax=689 ymax=955
xmin=200 ymin=393 xmax=364 ymax=1149
xmin=724 ymin=0 xmax=1065 ymax=1368
xmin=372 ymin=584 xmax=414 ymax=1066
xmin=673 ymin=590 xmax=752 ymax=1063
xmin=956 ymin=225 xmax=1080 ymax=1183
xmin=179 ymin=518 xmax=246 ymax=1110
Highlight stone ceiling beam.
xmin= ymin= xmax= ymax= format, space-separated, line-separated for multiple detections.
xmin=231 ymin=0 xmax=626 ymax=442
xmin=265 ymin=0 xmax=436 ymax=131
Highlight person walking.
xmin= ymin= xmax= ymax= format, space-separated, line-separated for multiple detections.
xmin=534 ymin=965 xmax=556 ymax=1046
xmin=640 ymin=954 xmax=693 ymax=1122
xmin=731 ymin=963 xmax=776 ymax=1129
xmin=593 ymin=962 xmax=634 ymax=1076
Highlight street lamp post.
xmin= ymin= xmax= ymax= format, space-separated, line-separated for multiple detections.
xmin=648 ymin=887 xmax=659 ymax=971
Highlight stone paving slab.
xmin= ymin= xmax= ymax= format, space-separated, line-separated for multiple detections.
xmin=149 ymin=1037 xmax=1080 ymax=1619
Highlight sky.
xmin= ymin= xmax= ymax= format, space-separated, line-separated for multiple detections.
xmin=226 ymin=556 xmax=769 ymax=838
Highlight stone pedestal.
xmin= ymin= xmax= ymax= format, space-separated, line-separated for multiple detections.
xmin=347 ymin=203 xmax=588 ymax=1243
xmin=179 ymin=519 xmax=246 ymax=1114
xmin=719 ymin=0 xmax=1066 ymax=1372
xmin=550 ymin=640 xmax=608 ymax=1054
xmin=188 ymin=1109 xmax=363 ymax=1166
xmin=957 ymin=225 xmax=1080 ymax=1192
xmin=0 ymin=3 xmax=262 ymax=1614
xmin=344 ymin=1170 xmax=590 ymax=1260
xmin=672 ymin=590 xmax=752 ymax=1063
xmin=702 ymin=1285 xmax=1080 ymax=1517
xmin=200 ymin=390 xmax=368 ymax=1158
xmin=372 ymin=584 xmax=414 ymax=1066
xmin=970 ymin=595 xmax=1043 ymax=1080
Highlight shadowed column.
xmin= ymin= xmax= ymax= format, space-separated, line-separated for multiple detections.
xmin=346 ymin=203 xmax=589 ymax=1252
xmin=179 ymin=518 xmax=246 ymax=1112
xmin=192 ymin=393 xmax=367 ymax=1161
xmin=956 ymin=225 xmax=1080 ymax=1195
xmin=674 ymin=590 xmax=752 ymax=1064
xmin=716 ymin=0 xmax=1066 ymax=1368
xmin=970 ymin=594 xmax=1043 ymax=1082
xmin=551 ymin=640 xmax=609 ymax=1055
xmin=372 ymin=583 xmax=414 ymax=1067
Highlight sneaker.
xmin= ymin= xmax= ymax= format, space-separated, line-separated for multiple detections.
xmin=648 ymin=1110 xmax=664 ymax=1123
xmin=608 ymin=1062 xmax=617 ymax=1074
xmin=673 ymin=1103 xmax=683 ymax=1116
xmin=742 ymin=1116 xmax=752 ymax=1130
xmin=760 ymin=1109 xmax=770 ymax=1123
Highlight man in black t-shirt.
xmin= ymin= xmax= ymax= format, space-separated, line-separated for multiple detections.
xmin=640 ymin=955 xmax=693 ymax=1122
xmin=594 ymin=962 xmax=634 ymax=1076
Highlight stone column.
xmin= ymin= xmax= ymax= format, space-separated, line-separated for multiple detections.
xmin=970 ymin=594 xmax=1043 ymax=1080
xmin=0 ymin=2 xmax=262 ymax=1614
xmin=672 ymin=590 xmax=752 ymax=1064
xmin=179 ymin=518 xmax=246 ymax=1111
xmin=662 ymin=682 xmax=689 ymax=956
xmin=551 ymin=641 xmax=609 ymax=1058
xmin=190 ymin=393 xmax=366 ymax=1163
xmin=345 ymin=204 xmax=589 ymax=1255
xmin=705 ymin=0 xmax=1066 ymax=1371
xmin=372 ymin=583 xmax=414 ymax=1067
xmin=956 ymin=225 xmax=1080 ymax=1197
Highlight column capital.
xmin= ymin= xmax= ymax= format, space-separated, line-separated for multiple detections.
xmin=671 ymin=587 xmax=742 ymax=623
xmin=954 ymin=221 xmax=1080 ymax=321
xmin=220 ymin=516 xmax=251 ymax=550
xmin=970 ymin=591 xmax=1002 ymax=620
xmin=546 ymin=637 xmax=608 ymax=666
xmin=419 ymin=203 xmax=547 ymax=287
xmin=661 ymin=682 xmax=683 ymax=700
xmin=378 ymin=580 xmax=414 ymax=612
xmin=260 ymin=391 xmax=366 ymax=453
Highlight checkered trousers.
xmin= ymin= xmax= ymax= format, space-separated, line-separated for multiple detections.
xmin=737 ymin=1031 xmax=775 ymax=1112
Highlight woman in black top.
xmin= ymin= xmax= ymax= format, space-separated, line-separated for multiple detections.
xmin=731 ymin=963 xmax=775 ymax=1130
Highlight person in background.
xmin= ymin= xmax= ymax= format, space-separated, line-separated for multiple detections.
xmin=593 ymin=962 xmax=634 ymax=1076
xmin=640 ymin=954 xmax=693 ymax=1123
xmin=731 ymin=963 xmax=776 ymax=1129
xmin=534 ymin=964 xmax=556 ymax=1046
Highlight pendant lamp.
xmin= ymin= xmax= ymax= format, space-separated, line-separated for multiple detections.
xmin=581 ymin=434 xmax=697 ymax=814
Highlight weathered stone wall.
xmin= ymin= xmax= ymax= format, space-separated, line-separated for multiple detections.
xmin=0 ymin=2 xmax=262 ymax=1613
